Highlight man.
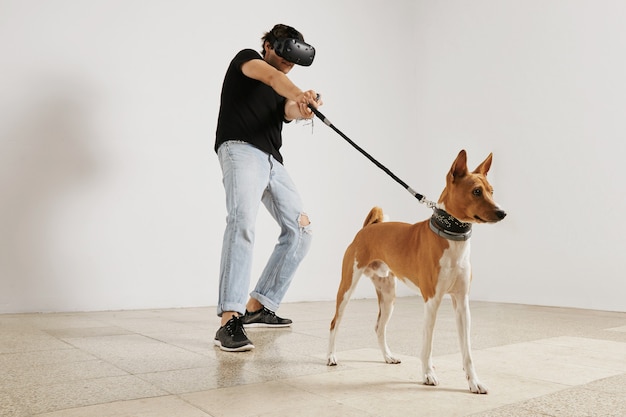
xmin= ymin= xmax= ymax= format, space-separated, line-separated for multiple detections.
xmin=213 ymin=24 xmax=322 ymax=352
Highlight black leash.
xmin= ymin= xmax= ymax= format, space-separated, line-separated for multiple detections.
xmin=308 ymin=105 xmax=436 ymax=208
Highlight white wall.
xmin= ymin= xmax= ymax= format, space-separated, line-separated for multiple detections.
xmin=0 ymin=1 xmax=624 ymax=313
xmin=411 ymin=0 xmax=626 ymax=312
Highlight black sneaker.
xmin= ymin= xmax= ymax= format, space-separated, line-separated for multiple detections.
xmin=241 ymin=307 xmax=292 ymax=328
xmin=214 ymin=316 xmax=254 ymax=352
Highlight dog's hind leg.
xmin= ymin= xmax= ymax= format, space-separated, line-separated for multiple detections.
xmin=421 ymin=295 xmax=443 ymax=386
xmin=372 ymin=272 xmax=401 ymax=364
xmin=327 ymin=259 xmax=363 ymax=366
xmin=451 ymin=294 xmax=488 ymax=394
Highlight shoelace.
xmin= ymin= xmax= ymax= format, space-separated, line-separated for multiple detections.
xmin=226 ymin=316 xmax=246 ymax=336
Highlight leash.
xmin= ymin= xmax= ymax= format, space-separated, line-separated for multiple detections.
xmin=308 ymin=104 xmax=473 ymax=241
xmin=308 ymin=105 xmax=436 ymax=209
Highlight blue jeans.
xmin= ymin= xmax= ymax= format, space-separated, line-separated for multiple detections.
xmin=216 ymin=141 xmax=313 ymax=316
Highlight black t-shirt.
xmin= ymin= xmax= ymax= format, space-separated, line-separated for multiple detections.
xmin=214 ymin=49 xmax=288 ymax=164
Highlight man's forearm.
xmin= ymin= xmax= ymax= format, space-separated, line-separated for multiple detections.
xmin=268 ymin=71 xmax=303 ymax=103
xmin=284 ymin=100 xmax=311 ymax=121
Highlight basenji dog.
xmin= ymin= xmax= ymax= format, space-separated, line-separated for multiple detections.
xmin=327 ymin=150 xmax=506 ymax=394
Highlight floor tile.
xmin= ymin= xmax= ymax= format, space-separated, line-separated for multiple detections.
xmin=254 ymin=396 xmax=371 ymax=417
xmin=0 ymin=347 xmax=96 ymax=370
xmin=8 ymin=375 xmax=166 ymax=415
xmin=63 ymin=334 xmax=213 ymax=373
xmin=468 ymin=405 xmax=552 ymax=416
xmin=44 ymin=326 xmax=133 ymax=339
xmin=1 ymin=359 xmax=128 ymax=390
xmin=469 ymin=339 xmax=624 ymax=386
xmin=606 ymin=325 xmax=626 ymax=332
xmin=181 ymin=380 xmax=327 ymax=417
xmin=138 ymin=364 xmax=270 ymax=394
xmin=517 ymin=386 xmax=626 ymax=417
xmin=582 ymin=373 xmax=626 ymax=394
xmin=0 ymin=390 xmax=29 ymax=417
xmin=144 ymin=331 xmax=217 ymax=356
xmin=32 ymin=396 xmax=212 ymax=417
xmin=0 ymin=329 xmax=72 ymax=354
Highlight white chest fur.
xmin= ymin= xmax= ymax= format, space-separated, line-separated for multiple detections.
xmin=437 ymin=240 xmax=472 ymax=295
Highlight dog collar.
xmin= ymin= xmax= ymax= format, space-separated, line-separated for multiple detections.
xmin=429 ymin=208 xmax=472 ymax=241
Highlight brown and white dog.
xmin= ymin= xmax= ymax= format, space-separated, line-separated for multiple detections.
xmin=327 ymin=150 xmax=506 ymax=394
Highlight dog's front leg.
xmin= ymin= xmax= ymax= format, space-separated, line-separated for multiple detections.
xmin=421 ymin=296 xmax=442 ymax=386
xmin=452 ymin=294 xmax=488 ymax=394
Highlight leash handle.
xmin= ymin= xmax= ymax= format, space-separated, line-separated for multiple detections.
xmin=308 ymin=104 xmax=435 ymax=207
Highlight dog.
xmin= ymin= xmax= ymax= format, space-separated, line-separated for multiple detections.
xmin=327 ymin=150 xmax=506 ymax=394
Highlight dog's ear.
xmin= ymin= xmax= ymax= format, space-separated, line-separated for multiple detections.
xmin=449 ymin=149 xmax=469 ymax=181
xmin=473 ymin=153 xmax=493 ymax=176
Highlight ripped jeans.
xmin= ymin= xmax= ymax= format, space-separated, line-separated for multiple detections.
xmin=216 ymin=141 xmax=312 ymax=316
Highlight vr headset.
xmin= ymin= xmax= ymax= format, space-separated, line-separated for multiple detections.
xmin=273 ymin=37 xmax=316 ymax=67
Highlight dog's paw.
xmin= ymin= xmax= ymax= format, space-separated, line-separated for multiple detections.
xmin=384 ymin=355 xmax=401 ymax=364
xmin=423 ymin=371 xmax=439 ymax=386
xmin=468 ymin=379 xmax=489 ymax=394
xmin=327 ymin=355 xmax=338 ymax=366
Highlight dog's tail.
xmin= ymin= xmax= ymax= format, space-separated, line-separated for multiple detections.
xmin=362 ymin=206 xmax=387 ymax=228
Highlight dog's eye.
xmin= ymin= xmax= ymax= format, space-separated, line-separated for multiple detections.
xmin=473 ymin=188 xmax=482 ymax=197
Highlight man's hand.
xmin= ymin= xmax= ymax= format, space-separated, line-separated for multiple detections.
xmin=287 ymin=90 xmax=322 ymax=121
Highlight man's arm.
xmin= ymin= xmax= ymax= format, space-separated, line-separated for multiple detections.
xmin=241 ymin=59 xmax=319 ymax=121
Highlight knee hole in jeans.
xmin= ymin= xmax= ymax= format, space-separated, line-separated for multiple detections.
xmin=298 ymin=213 xmax=311 ymax=227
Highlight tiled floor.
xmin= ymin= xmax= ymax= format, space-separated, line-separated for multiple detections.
xmin=1 ymin=296 xmax=625 ymax=417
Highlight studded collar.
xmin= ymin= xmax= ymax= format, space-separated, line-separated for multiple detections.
xmin=429 ymin=207 xmax=472 ymax=241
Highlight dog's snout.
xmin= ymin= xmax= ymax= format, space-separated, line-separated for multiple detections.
xmin=496 ymin=209 xmax=507 ymax=220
